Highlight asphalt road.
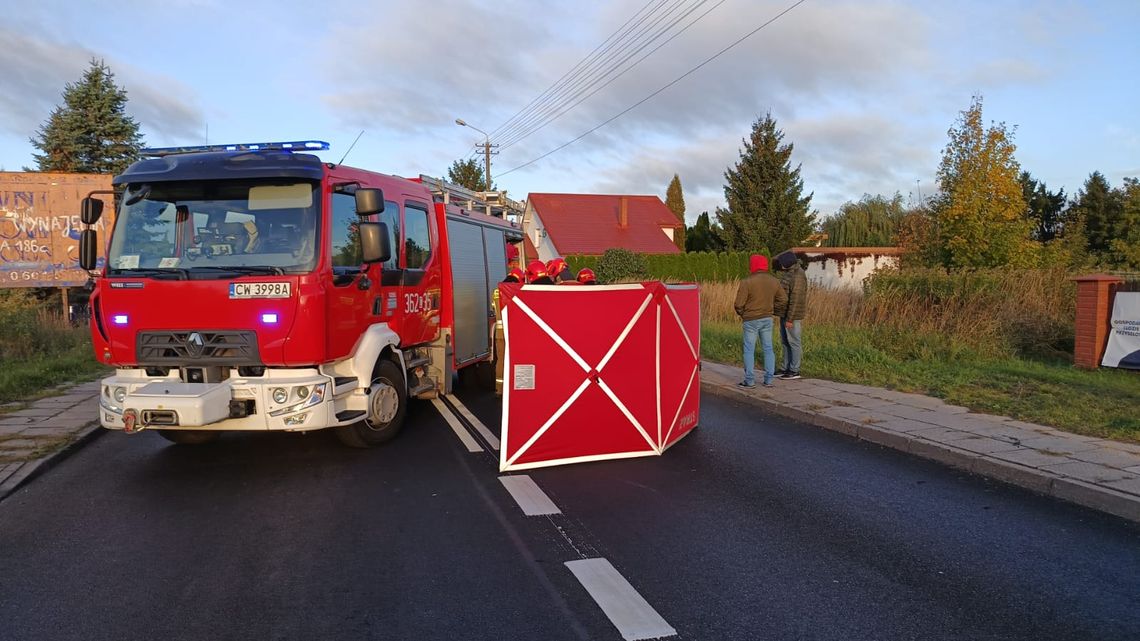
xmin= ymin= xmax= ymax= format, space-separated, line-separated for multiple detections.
xmin=2 ymin=387 xmax=1139 ymax=641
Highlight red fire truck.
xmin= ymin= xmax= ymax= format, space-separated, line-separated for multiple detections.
xmin=77 ymin=141 xmax=520 ymax=447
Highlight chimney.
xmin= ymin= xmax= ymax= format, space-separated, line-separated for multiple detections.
xmin=619 ymin=197 xmax=628 ymax=229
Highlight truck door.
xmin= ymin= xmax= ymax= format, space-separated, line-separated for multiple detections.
xmin=396 ymin=199 xmax=441 ymax=347
xmin=325 ymin=188 xmax=383 ymax=359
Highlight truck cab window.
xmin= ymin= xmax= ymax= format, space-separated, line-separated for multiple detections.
xmin=404 ymin=204 xmax=431 ymax=269
xmin=380 ymin=200 xmax=400 ymax=271
xmin=330 ymin=192 xmax=361 ymax=267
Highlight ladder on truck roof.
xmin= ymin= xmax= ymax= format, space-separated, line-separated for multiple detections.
xmin=417 ymin=175 xmax=524 ymax=223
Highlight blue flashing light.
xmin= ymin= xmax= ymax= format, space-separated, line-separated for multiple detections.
xmin=261 ymin=313 xmax=279 ymax=324
xmin=141 ymin=141 xmax=330 ymax=157
xmin=112 ymin=314 xmax=129 ymax=325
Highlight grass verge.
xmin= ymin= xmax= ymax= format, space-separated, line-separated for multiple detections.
xmin=0 ymin=341 xmax=108 ymax=407
xmin=702 ymin=321 xmax=1140 ymax=442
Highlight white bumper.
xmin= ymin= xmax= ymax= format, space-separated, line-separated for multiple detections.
xmin=98 ymin=368 xmax=364 ymax=433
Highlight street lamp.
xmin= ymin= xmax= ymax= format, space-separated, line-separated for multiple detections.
xmin=455 ymin=118 xmax=493 ymax=191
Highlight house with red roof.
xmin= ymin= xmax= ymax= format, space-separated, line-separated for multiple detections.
xmin=520 ymin=193 xmax=683 ymax=262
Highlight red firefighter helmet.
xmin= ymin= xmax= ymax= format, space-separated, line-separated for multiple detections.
xmin=526 ymin=260 xmax=548 ymax=282
xmin=505 ymin=267 xmax=525 ymax=283
xmin=546 ymin=257 xmax=568 ymax=281
xmin=576 ymin=268 xmax=597 ymax=284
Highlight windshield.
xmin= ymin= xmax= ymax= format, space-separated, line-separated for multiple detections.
xmin=106 ymin=180 xmax=320 ymax=276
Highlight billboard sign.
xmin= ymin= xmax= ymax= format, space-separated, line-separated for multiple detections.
xmin=0 ymin=172 xmax=113 ymax=288
xmin=1102 ymin=292 xmax=1140 ymax=370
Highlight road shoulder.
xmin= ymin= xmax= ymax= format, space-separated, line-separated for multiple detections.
xmin=0 ymin=382 xmax=102 ymax=501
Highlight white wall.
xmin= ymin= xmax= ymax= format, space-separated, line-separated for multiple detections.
xmin=521 ymin=203 xmax=558 ymax=262
xmin=797 ymin=249 xmax=899 ymax=290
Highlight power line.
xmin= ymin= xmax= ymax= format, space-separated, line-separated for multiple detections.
xmin=497 ymin=0 xmax=711 ymax=150
xmin=456 ymin=0 xmax=667 ymax=162
xmin=493 ymin=0 xmax=681 ymax=144
xmin=498 ymin=0 xmax=808 ymax=178
xmin=497 ymin=0 xmax=725 ymax=152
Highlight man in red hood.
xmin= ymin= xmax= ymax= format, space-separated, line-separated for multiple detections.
xmin=733 ymin=254 xmax=788 ymax=388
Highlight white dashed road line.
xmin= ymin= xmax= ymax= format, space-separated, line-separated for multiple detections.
xmin=431 ymin=397 xmax=483 ymax=453
xmin=565 ymin=558 xmax=677 ymax=641
xmin=498 ymin=475 xmax=562 ymax=516
xmin=447 ymin=396 xmax=500 ymax=450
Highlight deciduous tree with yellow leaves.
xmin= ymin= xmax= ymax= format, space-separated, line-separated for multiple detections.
xmin=913 ymin=96 xmax=1036 ymax=268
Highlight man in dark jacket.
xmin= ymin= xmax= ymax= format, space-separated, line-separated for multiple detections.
xmin=734 ymin=255 xmax=788 ymax=388
xmin=775 ymin=251 xmax=807 ymax=379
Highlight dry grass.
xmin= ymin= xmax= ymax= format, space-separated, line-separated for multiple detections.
xmin=701 ymin=267 xmax=1075 ymax=357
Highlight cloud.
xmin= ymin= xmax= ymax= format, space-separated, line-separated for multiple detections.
xmin=0 ymin=27 xmax=205 ymax=145
xmin=319 ymin=0 xmax=932 ymax=160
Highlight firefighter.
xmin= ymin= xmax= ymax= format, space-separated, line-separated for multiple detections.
xmin=576 ymin=268 xmax=598 ymax=285
xmin=546 ymin=257 xmax=574 ymax=283
xmin=502 ymin=267 xmax=525 ymax=283
xmin=506 ymin=242 xmax=520 ymax=271
xmin=527 ymin=260 xmax=553 ymax=284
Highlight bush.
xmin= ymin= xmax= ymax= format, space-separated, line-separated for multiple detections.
xmin=593 ymin=249 xmax=648 ymax=284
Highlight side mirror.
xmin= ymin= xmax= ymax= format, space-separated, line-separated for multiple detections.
xmin=355 ymin=188 xmax=385 ymax=216
xmin=81 ymin=197 xmax=104 ymax=225
xmin=359 ymin=222 xmax=391 ymax=264
xmin=79 ymin=229 xmax=98 ymax=270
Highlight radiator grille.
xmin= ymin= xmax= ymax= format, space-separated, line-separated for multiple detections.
xmin=136 ymin=330 xmax=261 ymax=366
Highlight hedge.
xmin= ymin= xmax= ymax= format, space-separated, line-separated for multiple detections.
xmin=567 ymin=250 xmax=768 ymax=284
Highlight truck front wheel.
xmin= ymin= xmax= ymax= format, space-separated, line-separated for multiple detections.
xmin=335 ymin=359 xmax=407 ymax=448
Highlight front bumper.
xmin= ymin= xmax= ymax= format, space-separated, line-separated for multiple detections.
xmin=98 ymin=368 xmax=353 ymax=432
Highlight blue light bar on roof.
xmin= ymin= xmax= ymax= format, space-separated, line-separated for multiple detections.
xmin=141 ymin=140 xmax=330 ymax=157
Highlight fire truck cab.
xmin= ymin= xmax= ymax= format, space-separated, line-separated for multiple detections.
xmin=79 ymin=141 xmax=519 ymax=447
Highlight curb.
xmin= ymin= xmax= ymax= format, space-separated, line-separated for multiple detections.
xmin=0 ymin=422 xmax=104 ymax=503
xmin=701 ymin=381 xmax=1140 ymax=524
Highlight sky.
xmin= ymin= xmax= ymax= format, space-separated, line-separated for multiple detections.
xmin=1 ymin=0 xmax=1137 ymax=224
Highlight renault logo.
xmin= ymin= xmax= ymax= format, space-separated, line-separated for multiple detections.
xmin=186 ymin=332 xmax=205 ymax=358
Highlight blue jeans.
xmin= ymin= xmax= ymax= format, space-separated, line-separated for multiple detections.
xmin=780 ymin=319 xmax=802 ymax=373
xmin=742 ymin=317 xmax=774 ymax=385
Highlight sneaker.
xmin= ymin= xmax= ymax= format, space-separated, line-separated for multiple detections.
xmin=737 ymin=381 xmax=756 ymax=389
xmin=781 ymin=372 xmax=802 ymax=380
xmin=774 ymin=369 xmax=787 ymax=377
xmin=761 ymin=381 xmax=776 ymax=388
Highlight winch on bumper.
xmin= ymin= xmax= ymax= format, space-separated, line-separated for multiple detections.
xmin=99 ymin=368 xmax=349 ymax=433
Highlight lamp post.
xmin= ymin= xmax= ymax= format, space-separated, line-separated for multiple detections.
xmin=455 ymin=118 xmax=494 ymax=191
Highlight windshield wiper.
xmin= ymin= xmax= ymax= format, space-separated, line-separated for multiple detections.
xmin=108 ymin=267 xmax=189 ymax=280
xmin=188 ymin=266 xmax=286 ymax=276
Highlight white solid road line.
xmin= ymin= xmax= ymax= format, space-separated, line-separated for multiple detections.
xmin=565 ymin=558 xmax=677 ymax=641
xmin=431 ymin=398 xmax=482 ymax=453
xmin=447 ymin=396 xmax=500 ymax=450
xmin=498 ymin=475 xmax=561 ymax=516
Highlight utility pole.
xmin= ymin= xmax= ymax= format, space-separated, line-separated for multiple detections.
xmin=455 ymin=119 xmax=498 ymax=191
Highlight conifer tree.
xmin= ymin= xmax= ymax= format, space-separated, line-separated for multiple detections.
xmin=446 ymin=158 xmax=489 ymax=191
xmin=30 ymin=59 xmax=143 ymax=174
xmin=714 ymin=113 xmax=815 ymax=254
xmin=665 ymin=174 xmax=686 ymax=250
xmin=1071 ymin=171 xmax=1123 ymax=257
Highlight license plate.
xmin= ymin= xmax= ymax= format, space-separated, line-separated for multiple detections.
xmin=229 ymin=282 xmax=292 ymax=299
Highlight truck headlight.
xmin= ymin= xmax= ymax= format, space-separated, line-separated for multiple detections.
xmin=113 ymin=387 xmax=127 ymax=404
xmin=272 ymin=387 xmax=288 ymax=404
xmin=296 ymin=385 xmax=310 ymax=400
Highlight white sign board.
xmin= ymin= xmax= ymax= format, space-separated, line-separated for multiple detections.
xmin=1102 ymin=292 xmax=1140 ymax=370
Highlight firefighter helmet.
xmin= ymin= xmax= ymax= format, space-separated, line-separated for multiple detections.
xmin=576 ymin=268 xmax=597 ymax=284
xmin=546 ymin=257 xmax=568 ymax=281
xmin=505 ymin=267 xmax=525 ymax=283
xmin=526 ymin=260 xmax=548 ymax=282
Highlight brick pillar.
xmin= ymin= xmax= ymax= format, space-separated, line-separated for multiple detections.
xmin=1071 ymin=274 xmax=1124 ymax=369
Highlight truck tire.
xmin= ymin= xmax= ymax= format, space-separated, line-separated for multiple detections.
xmin=335 ymin=359 xmax=406 ymax=448
xmin=157 ymin=429 xmax=220 ymax=445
